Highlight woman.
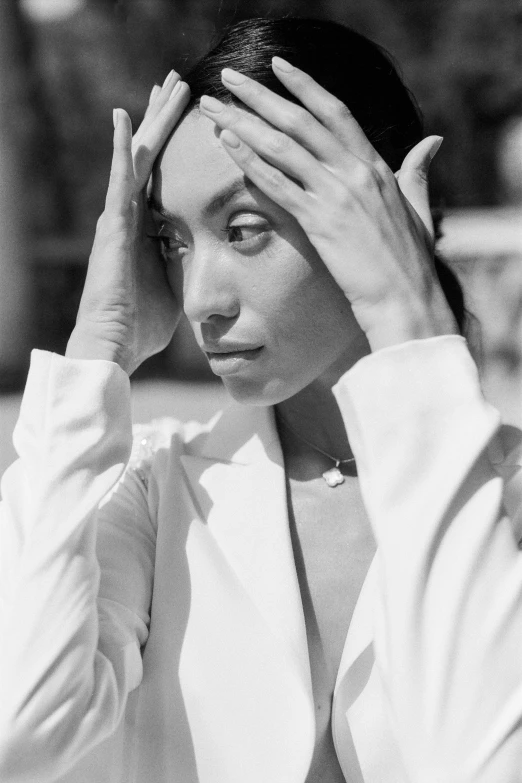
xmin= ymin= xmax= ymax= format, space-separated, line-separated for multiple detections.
xmin=1 ymin=17 xmax=521 ymax=783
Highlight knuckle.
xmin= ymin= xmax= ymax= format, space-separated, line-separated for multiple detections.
xmin=266 ymin=131 xmax=290 ymax=154
xmin=297 ymin=106 xmax=314 ymax=129
xmin=265 ymin=167 xmax=287 ymax=191
xmin=283 ymin=106 xmax=310 ymax=134
xmin=330 ymin=98 xmax=353 ymax=123
xmin=240 ymin=145 xmax=256 ymax=166
xmin=352 ymin=162 xmax=379 ymax=190
xmin=326 ymin=183 xmax=353 ymax=217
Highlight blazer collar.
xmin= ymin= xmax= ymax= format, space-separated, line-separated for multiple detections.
xmin=180 ymin=401 xmax=313 ymax=701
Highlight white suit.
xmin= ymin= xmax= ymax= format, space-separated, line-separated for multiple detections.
xmin=1 ymin=335 xmax=521 ymax=783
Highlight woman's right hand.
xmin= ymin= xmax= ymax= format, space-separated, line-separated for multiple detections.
xmin=66 ymin=72 xmax=190 ymax=375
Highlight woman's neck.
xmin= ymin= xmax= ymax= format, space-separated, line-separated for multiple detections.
xmin=276 ymin=382 xmax=351 ymax=463
xmin=275 ymin=342 xmax=368 ymax=468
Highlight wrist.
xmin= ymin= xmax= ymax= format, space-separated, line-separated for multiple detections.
xmin=65 ymin=326 xmax=134 ymax=374
xmin=365 ymin=293 xmax=459 ymax=352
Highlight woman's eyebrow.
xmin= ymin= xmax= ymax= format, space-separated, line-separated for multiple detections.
xmin=148 ymin=178 xmax=253 ymax=222
xmin=205 ymin=178 xmax=251 ymax=216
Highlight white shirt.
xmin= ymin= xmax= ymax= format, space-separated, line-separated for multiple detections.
xmin=1 ymin=336 xmax=522 ymax=783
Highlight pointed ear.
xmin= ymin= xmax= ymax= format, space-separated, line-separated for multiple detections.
xmin=395 ymin=136 xmax=443 ymax=243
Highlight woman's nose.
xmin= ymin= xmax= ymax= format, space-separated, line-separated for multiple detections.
xmin=182 ymin=245 xmax=239 ymax=324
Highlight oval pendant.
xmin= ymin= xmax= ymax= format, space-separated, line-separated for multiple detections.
xmin=322 ymin=466 xmax=345 ymax=487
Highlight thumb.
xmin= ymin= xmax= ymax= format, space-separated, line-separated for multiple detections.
xmin=395 ymin=135 xmax=443 ymax=242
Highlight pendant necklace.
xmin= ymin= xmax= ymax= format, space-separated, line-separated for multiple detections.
xmin=277 ymin=414 xmax=356 ymax=487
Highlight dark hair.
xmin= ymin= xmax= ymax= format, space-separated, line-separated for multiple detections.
xmin=184 ymin=18 xmax=467 ymax=334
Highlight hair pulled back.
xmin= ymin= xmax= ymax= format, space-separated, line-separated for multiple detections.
xmin=184 ymin=18 xmax=466 ymax=334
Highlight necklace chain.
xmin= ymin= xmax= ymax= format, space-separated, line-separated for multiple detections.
xmin=276 ymin=412 xmax=356 ymax=469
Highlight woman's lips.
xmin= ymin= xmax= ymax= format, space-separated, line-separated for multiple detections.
xmin=205 ymin=346 xmax=264 ymax=375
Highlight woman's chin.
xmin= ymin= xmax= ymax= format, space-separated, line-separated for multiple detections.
xmin=221 ymin=374 xmax=297 ymax=407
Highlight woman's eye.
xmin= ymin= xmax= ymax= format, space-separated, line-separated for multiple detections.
xmin=225 ymin=217 xmax=270 ymax=247
xmin=159 ymin=236 xmax=184 ymax=253
xmin=155 ymin=230 xmax=187 ymax=259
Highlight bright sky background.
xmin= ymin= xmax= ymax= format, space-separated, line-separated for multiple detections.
xmin=21 ymin=0 xmax=85 ymax=22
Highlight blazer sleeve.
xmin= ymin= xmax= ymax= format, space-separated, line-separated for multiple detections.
xmin=334 ymin=334 xmax=522 ymax=782
xmin=0 ymin=350 xmax=155 ymax=783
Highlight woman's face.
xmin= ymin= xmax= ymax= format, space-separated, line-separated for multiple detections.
xmin=152 ymin=110 xmax=367 ymax=405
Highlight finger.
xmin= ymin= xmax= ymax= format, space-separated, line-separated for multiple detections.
xmin=396 ymin=136 xmax=443 ymax=241
xmin=105 ymin=108 xmax=134 ymax=214
xmin=133 ymin=81 xmax=191 ymax=191
xmin=199 ymin=96 xmax=333 ymax=193
xmin=148 ymin=84 xmax=160 ymax=105
xmin=137 ymin=70 xmax=181 ymax=136
xmin=219 ymin=129 xmax=310 ymax=219
xmin=218 ymin=67 xmax=345 ymax=168
xmin=270 ymin=57 xmax=382 ymax=165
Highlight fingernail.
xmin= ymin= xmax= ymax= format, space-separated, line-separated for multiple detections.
xmin=221 ymin=68 xmax=246 ymax=85
xmin=428 ymin=136 xmax=444 ymax=161
xmin=220 ymin=129 xmax=241 ymax=149
xmin=162 ymin=69 xmax=175 ymax=88
xmin=149 ymin=85 xmax=160 ymax=104
xmin=200 ymin=95 xmax=224 ymax=113
xmin=113 ymin=108 xmax=119 ymax=129
xmin=168 ymin=80 xmax=183 ymax=100
xmin=272 ymin=56 xmax=294 ymax=73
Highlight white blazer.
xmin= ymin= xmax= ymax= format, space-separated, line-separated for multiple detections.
xmin=1 ymin=335 xmax=522 ymax=783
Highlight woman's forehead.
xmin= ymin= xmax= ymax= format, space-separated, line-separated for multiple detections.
xmin=154 ymin=111 xmax=244 ymax=218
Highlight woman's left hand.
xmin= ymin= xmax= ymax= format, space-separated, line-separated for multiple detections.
xmin=199 ymin=59 xmax=458 ymax=351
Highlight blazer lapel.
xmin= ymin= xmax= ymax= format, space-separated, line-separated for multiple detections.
xmin=180 ymin=402 xmax=313 ymax=700
xmin=335 ymin=554 xmax=377 ymax=704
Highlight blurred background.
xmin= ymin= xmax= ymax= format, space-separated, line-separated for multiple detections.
xmin=0 ymin=0 xmax=521 ymax=474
